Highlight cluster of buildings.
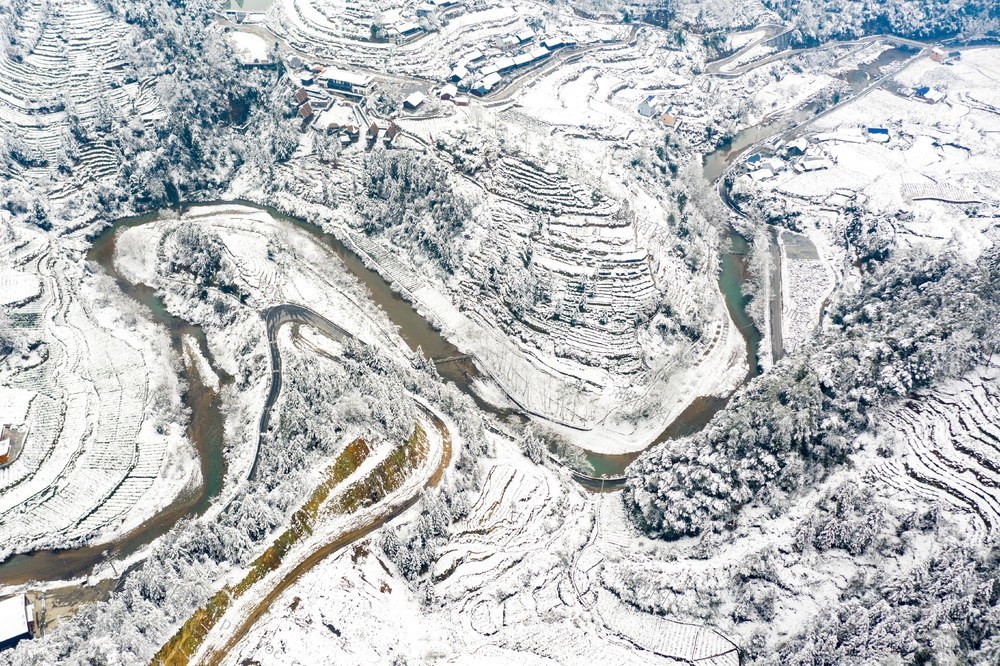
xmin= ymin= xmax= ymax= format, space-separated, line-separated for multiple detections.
xmin=287 ymin=63 xmax=410 ymax=149
xmin=744 ymin=125 xmax=902 ymax=183
xmin=287 ymin=64 xmax=373 ymax=146
xmin=446 ymin=31 xmax=570 ymax=97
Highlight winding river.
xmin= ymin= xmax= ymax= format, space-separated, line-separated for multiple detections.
xmin=4 ymin=39 xmax=919 ymax=583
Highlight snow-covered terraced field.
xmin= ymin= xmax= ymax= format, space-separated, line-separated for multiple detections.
xmin=872 ymin=366 xmax=1000 ymax=537
xmin=0 ymin=230 xmax=189 ymax=557
xmin=0 ymin=0 xmax=153 ymax=205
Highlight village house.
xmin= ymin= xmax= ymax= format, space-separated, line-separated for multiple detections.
xmin=473 ymin=72 xmax=503 ymax=96
xmin=403 ymin=91 xmax=426 ymax=110
xmin=439 ymin=83 xmax=458 ymax=100
xmin=367 ymin=120 xmax=401 ymax=147
xmin=915 ymin=86 xmax=946 ymax=103
xmin=0 ymin=595 xmax=34 ymax=650
xmin=786 ymin=137 xmax=809 ymax=156
xmin=637 ymin=95 xmax=660 ymax=117
xmin=389 ymin=22 xmax=421 ymax=39
xmin=319 ymin=67 xmax=373 ymax=95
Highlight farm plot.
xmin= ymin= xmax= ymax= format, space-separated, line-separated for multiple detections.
xmin=0 ymin=0 xmax=146 ymax=207
xmin=266 ymin=0 xmax=624 ymax=80
xmin=0 ymin=236 xmax=192 ymax=558
xmin=871 ymin=365 xmax=1000 ymax=538
xmin=217 ymin=434 xmax=738 ymax=665
xmin=778 ymin=230 xmax=833 ymax=356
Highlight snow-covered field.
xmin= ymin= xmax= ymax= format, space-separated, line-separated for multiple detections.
xmin=0 ymin=226 xmax=196 ymax=561
xmin=1 ymin=0 xmax=998 ymax=663
xmin=221 ymin=433 xmax=739 ymax=665
xmin=741 ymin=48 xmax=1000 ymax=263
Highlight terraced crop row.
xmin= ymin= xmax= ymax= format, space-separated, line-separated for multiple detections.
xmin=870 ymin=368 xmax=1000 ymax=537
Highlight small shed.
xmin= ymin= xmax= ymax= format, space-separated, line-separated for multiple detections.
xmin=930 ymin=47 xmax=946 ymax=63
xmin=294 ymin=87 xmax=309 ymax=104
xmin=440 ymin=84 xmax=458 ymax=100
xmin=298 ymin=101 xmax=314 ymax=119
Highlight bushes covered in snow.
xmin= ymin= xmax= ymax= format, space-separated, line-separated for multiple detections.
xmin=357 ymin=147 xmax=472 ymax=274
xmin=764 ymin=0 xmax=999 ymax=43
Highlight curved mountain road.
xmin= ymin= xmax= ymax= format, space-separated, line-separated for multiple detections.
xmin=248 ymin=304 xmax=351 ymax=481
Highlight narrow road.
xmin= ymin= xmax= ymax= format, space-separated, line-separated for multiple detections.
xmin=200 ymin=407 xmax=452 ymax=666
xmin=248 ymin=304 xmax=350 ymax=481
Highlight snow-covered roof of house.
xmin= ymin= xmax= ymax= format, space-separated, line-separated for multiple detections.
xmin=541 ymin=38 xmax=564 ymax=50
xmin=513 ymin=53 xmax=532 ymax=67
xmin=440 ymin=83 xmax=458 ymax=98
xmin=801 ymin=158 xmax=832 ymax=171
xmin=319 ymin=67 xmax=372 ymax=87
xmin=919 ymin=87 xmax=946 ymax=102
xmin=494 ymin=56 xmax=517 ymax=71
xmin=637 ymin=95 xmax=660 ymax=116
xmin=396 ymin=21 xmax=421 ymax=34
xmin=528 ymin=47 xmax=548 ymax=61
xmin=516 ymin=29 xmax=535 ymax=42
xmin=466 ymin=49 xmax=484 ymax=62
xmin=0 ymin=595 xmax=30 ymax=644
xmin=787 ymin=137 xmax=808 ymax=152
xmin=749 ymin=168 xmax=774 ymax=181
xmin=475 ymin=72 xmax=503 ymax=92
xmin=404 ymin=91 xmax=426 ymax=108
